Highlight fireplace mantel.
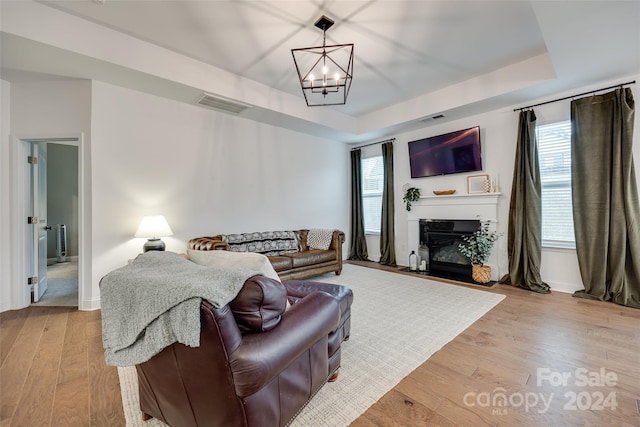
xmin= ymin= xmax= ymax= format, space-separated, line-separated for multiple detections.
xmin=407 ymin=192 xmax=503 ymax=280
xmin=407 ymin=192 xmax=502 ymax=222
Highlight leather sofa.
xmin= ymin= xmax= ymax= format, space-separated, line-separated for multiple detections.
xmin=188 ymin=229 xmax=345 ymax=281
xmin=136 ymin=275 xmax=345 ymax=427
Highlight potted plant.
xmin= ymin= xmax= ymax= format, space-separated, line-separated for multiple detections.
xmin=458 ymin=220 xmax=501 ymax=283
xmin=402 ymin=186 xmax=421 ymax=211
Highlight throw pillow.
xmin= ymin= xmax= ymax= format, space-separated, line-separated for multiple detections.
xmin=307 ymin=229 xmax=334 ymax=250
xmin=222 ymin=231 xmax=299 ymax=256
xmin=186 ymin=249 xmax=281 ymax=282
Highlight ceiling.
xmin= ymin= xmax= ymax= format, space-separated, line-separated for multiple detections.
xmin=1 ymin=1 xmax=639 ymax=142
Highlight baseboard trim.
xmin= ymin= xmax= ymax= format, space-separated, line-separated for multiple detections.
xmin=80 ymin=297 xmax=101 ymax=311
xmin=547 ymin=280 xmax=583 ymax=294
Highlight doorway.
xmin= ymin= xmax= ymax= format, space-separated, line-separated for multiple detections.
xmin=33 ymin=142 xmax=79 ymax=306
xmin=18 ymin=137 xmax=81 ymax=308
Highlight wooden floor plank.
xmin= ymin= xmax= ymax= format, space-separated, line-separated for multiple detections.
xmin=352 ymin=389 xmax=444 ymax=427
xmin=0 ymin=306 xmax=51 ymax=424
xmin=85 ymin=307 xmax=125 ymax=426
xmin=51 ymin=310 xmax=90 ymax=426
xmin=11 ymin=307 xmax=69 ymax=427
xmin=0 ymin=309 xmax=30 ymax=366
xmin=88 ymin=334 xmax=125 ymax=426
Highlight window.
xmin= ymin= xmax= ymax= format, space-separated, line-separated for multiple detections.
xmin=361 ymin=155 xmax=384 ymax=234
xmin=537 ymin=120 xmax=575 ymax=248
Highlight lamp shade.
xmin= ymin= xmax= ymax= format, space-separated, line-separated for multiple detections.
xmin=134 ymin=215 xmax=173 ymax=238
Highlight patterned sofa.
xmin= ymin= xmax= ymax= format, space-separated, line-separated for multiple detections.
xmin=188 ymin=229 xmax=345 ymax=281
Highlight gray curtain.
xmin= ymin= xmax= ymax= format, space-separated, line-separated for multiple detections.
xmin=348 ymin=149 xmax=369 ymax=261
xmin=379 ymin=142 xmax=396 ymax=266
xmin=571 ymin=88 xmax=640 ymax=308
xmin=499 ymin=110 xmax=550 ymax=293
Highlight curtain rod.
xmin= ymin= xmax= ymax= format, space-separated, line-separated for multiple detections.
xmin=350 ymin=138 xmax=395 ymax=151
xmin=514 ymin=80 xmax=636 ymax=112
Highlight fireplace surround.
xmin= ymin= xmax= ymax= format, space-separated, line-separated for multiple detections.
xmin=407 ymin=192 xmax=502 ymax=281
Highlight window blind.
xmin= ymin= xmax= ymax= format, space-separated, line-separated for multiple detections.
xmin=361 ymin=156 xmax=384 ymax=234
xmin=537 ymin=120 xmax=575 ymax=248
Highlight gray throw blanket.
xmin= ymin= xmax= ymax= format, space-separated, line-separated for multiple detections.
xmin=100 ymin=251 xmax=257 ymax=367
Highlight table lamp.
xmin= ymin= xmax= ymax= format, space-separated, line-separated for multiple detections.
xmin=134 ymin=215 xmax=173 ymax=252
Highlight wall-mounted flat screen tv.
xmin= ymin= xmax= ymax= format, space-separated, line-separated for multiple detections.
xmin=408 ymin=126 xmax=482 ymax=178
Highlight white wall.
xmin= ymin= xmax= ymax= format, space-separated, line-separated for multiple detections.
xmin=89 ymin=81 xmax=350 ymax=304
xmin=385 ymin=75 xmax=640 ymax=293
xmin=1 ymin=79 xmax=11 ymax=312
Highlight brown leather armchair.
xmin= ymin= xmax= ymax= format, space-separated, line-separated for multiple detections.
xmin=135 ymin=276 xmax=341 ymax=427
xmin=283 ymin=280 xmax=353 ymax=379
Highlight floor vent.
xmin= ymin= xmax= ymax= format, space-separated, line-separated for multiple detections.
xmin=195 ymin=93 xmax=250 ymax=114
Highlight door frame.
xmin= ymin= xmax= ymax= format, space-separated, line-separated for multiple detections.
xmin=11 ymin=133 xmax=91 ymax=310
xmin=31 ymin=141 xmax=48 ymax=302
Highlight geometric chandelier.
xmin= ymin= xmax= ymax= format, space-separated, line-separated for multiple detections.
xmin=291 ymin=15 xmax=354 ymax=106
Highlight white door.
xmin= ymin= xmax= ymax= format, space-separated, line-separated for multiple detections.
xmin=30 ymin=142 xmax=48 ymax=302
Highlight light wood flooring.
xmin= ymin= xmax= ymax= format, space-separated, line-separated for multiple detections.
xmin=1 ymin=261 xmax=638 ymax=426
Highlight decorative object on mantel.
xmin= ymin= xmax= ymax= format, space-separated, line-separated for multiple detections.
xmin=433 ymin=189 xmax=456 ymax=196
xmin=458 ymin=220 xmax=502 ymax=284
xmin=491 ymin=174 xmax=500 ymax=193
xmin=467 ymin=174 xmax=490 ymax=194
xmin=402 ymin=184 xmax=421 ymax=211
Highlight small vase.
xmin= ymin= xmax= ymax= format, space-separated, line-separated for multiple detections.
xmin=472 ymin=264 xmax=491 ymax=283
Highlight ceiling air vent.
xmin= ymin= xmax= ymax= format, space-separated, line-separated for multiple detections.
xmin=419 ymin=114 xmax=446 ymax=123
xmin=195 ymin=93 xmax=250 ymax=114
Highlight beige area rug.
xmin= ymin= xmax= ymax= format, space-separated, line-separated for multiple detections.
xmin=118 ymin=264 xmax=505 ymax=426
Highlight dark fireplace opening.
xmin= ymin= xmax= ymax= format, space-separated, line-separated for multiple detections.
xmin=418 ymin=219 xmax=480 ymax=281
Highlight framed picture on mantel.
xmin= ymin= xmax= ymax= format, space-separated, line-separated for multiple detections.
xmin=467 ymin=174 xmax=489 ymax=194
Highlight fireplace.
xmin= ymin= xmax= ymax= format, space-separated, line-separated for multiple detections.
xmin=418 ymin=219 xmax=480 ymax=280
xmin=406 ymin=192 xmax=501 ymax=281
